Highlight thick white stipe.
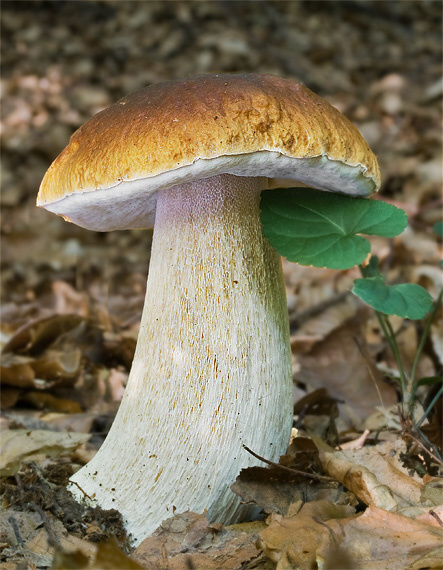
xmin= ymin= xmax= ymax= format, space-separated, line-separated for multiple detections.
xmin=69 ymin=174 xmax=293 ymax=545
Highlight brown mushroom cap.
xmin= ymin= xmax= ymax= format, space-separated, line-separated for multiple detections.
xmin=37 ymin=73 xmax=380 ymax=231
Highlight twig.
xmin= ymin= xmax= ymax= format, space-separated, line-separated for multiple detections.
xmin=8 ymin=516 xmax=24 ymax=547
xmin=69 ymin=479 xmax=94 ymax=500
xmin=411 ymin=288 xmax=443 ymax=385
xmin=242 ymin=444 xmax=335 ymax=483
xmin=29 ymin=502 xmax=60 ymax=548
xmin=403 ymin=433 xmax=443 ymax=465
xmin=312 ymin=516 xmax=338 ymax=545
xmin=413 ymin=424 xmax=443 ymax=463
xmin=337 ymin=430 xmax=371 ymax=451
xmin=14 ymin=472 xmax=24 ymax=502
xmin=429 ymin=510 xmax=443 ymax=526
xmin=416 ymin=385 xmax=443 ymax=429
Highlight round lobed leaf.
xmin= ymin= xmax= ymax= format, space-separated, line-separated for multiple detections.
xmin=260 ymin=188 xmax=407 ymax=270
xmin=433 ymin=221 xmax=443 ymax=237
xmin=352 ymin=277 xmax=433 ymax=320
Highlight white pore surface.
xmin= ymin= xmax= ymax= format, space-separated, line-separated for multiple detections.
xmin=68 ymin=175 xmax=293 ymax=545
xmin=42 ymin=151 xmax=375 ymax=231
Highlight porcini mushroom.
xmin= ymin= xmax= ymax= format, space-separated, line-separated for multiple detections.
xmin=37 ymin=73 xmax=380 ymax=545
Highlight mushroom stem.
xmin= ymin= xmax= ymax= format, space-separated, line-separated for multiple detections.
xmin=69 ymin=174 xmax=292 ymax=545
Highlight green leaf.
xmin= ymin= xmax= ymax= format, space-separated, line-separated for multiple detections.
xmin=361 ymin=255 xmax=380 ymax=278
xmin=416 ymin=376 xmax=443 ymax=387
xmin=352 ymin=277 xmax=433 ymax=319
xmin=260 ymin=188 xmax=407 ymax=269
xmin=433 ymin=221 xmax=443 ymax=237
xmin=411 ymin=376 xmax=442 ymax=399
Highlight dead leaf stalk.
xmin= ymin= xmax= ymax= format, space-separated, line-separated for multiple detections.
xmin=312 ymin=516 xmax=338 ymax=545
xmin=429 ymin=510 xmax=443 ymax=526
xmin=8 ymin=515 xmax=24 ymax=547
xmin=29 ymin=501 xmax=61 ymax=548
xmin=242 ymin=444 xmax=336 ymax=483
xmin=403 ymin=432 xmax=443 ymax=466
xmin=69 ymin=478 xmax=95 ymax=501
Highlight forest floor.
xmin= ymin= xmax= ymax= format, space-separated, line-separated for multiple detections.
xmin=1 ymin=2 xmax=442 ymax=569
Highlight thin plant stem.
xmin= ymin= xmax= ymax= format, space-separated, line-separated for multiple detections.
xmin=411 ymin=288 xmax=443 ymax=384
xmin=405 ymin=431 xmax=443 ymax=465
xmin=375 ymin=311 xmax=407 ymax=406
xmin=356 ymin=264 xmax=438 ymax=418
xmin=415 ymin=385 xmax=443 ymax=429
xmin=357 ymin=264 xmax=406 ymax=393
xmin=242 ymin=445 xmax=335 ymax=482
xmin=384 ymin=314 xmax=407 ymax=386
xmin=414 ymin=422 xmax=443 ymax=463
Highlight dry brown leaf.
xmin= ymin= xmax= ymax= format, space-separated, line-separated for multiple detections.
xmin=0 ymin=354 xmax=36 ymax=387
xmin=0 ymin=410 xmax=60 ymax=431
xmin=51 ymin=549 xmax=90 ymax=570
xmin=321 ymin=452 xmax=399 ymax=510
xmin=41 ymin=412 xmax=96 ymax=433
xmin=0 ymin=429 xmax=90 ymax=476
xmin=231 ymin=465 xmax=345 ymax=516
xmin=30 ymin=348 xmax=82 ymax=380
xmin=0 ymin=387 xmax=21 ymax=409
xmin=102 ymin=332 xmax=137 ymax=370
xmin=105 ymin=368 xmax=127 ymax=402
xmin=231 ymin=435 xmax=353 ymax=516
xmin=332 ymin=506 xmax=443 ymax=570
xmin=364 ymin=405 xmax=403 ymax=431
xmin=2 ymin=510 xmax=97 ymax=568
xmin=339 ymin=440 xmax=423 ymax=504
xmin=2 ymin=314 xmax=85 ymax=355
xmin=51 ymin=539 xmax=142 ymax=570
xmin=282 ymin=261 xmax=355 ymax=313
xmin=421 ymin=476 xmax=443 ymax=506
xmin=293 ymin=388 xmax=340 ymax=419
xmin=290 ymin=300 xmax=359 ymax=356
xmin=294 ymin=318 xmax=397 ymax=417
xmin=258 ymin=502 xmax=443 ymax=570
xmin=407 ymin=546 xmax=443 ymax=570
xmin=0 ymin=511 xmax=43 ymax=551
xmin=338 ymin=429 xmax=371 ymax=450
xmin=401 ymin=228 xmax=441 ymax=265
xmin=257 ymin=501 xmax=355 ymax=570
xmin=28 ymin=526 xmax=97 ymax=566
xmin=320 ymin=440 xmax=426 ymax=511
xmin=90 ymin=541 xmax=143 ymax=569
xmin=410 ymin=504 xmax=443 ymax=527
xmin=51 ymin=280 xmax=89 ymax=316
xmin=71 ymin=441 xmax=98 ymax=465
xmin=133 ymin=511 xmax=260 ymax=569
xmin=1 ymin=348 xmax=81 ymax=399
xmin=21 ymin=392 xmax=82 ymax=414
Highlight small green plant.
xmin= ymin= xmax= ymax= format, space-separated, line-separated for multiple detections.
xmin=261 ymin=187 xmax=441 ymax=458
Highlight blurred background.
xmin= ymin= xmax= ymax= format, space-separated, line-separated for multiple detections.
xmin=1 ymin=1 xmax=442 ymax=422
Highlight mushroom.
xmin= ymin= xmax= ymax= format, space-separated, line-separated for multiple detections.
xmin=37 ymin=73 xmax=380 ymax=545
